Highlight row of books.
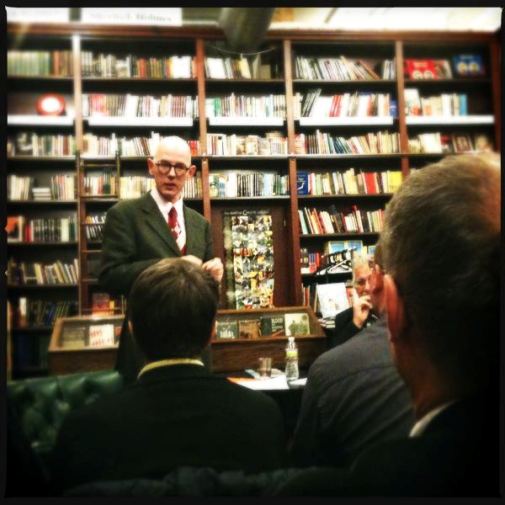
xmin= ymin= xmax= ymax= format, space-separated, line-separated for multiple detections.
xmin=206 ymin=132 xmax=287 ymax=156
xmin=7 ymin=175 xmax=76 ymax=201
xmin=297 ymin=169 xmax=403 ymax=196
xmin=8 ymin=50 xmax=73 ymax=77
xmin=81 ymin=52 xmax=195 ymax=79
xmin=205 ymin=56 xmax=280 ymax=80
xmin=82 ymin=133 xmax=199 ymax=157
xmin=404 ymin=89 xmax=468 ymax=116
xmin=295 ymin=130 xmax=400 ymax=155
xmin=8 ymin=133 xmax=76 ymax=157
xmin=294 ymin=90 xmax=392 ymax=118
xmin=7 ymin=258 xmax=79 ymax=285
xmin=82 ymin=94 xmax=198 ymax=118
xmin=408 ymin=132 xmax=493 ymax=154
xmin=205 ymin=94 xmax=286 ymax=118
xmin=82 ymin=173 xmax=117 ymax=196
xmin=294 ymin=56 xmax=389 ymax=81
xmin=215 ymin=312 xmax=311 ymax=340
xmin=298 ymin=205 xmax=384 ymax=235
xmin=208 ymin=172 xmax=289 ymax=198
xmin=7 ymin=215 xmax=77 ymax=243
xmin=84 ymin=214 xmax=106 ymax=241
xmin=16 ymin=297 xmax=78 ymax=328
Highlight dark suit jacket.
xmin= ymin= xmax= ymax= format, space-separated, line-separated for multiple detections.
xmin=278 ymin=394 xmax=499 ymax=496
xmin=99 ymin=193 xmax=213 ymax=382
xmin=329 ymin=307 xmax=376 ymax=348
xmin=291 ymin=317 xmax=414 ymax=467
xmin=51 ymin=365 xmax=287 ymax=492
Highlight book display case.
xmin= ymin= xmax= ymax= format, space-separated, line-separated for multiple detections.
xmin=7 ymin=23 xmax=500 ymax=378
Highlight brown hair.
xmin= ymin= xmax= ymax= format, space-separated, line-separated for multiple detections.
xmin=380 ymin=154 xmax=500 ymax=391
xmin=128 ymin=258 xmax=219 ymax=360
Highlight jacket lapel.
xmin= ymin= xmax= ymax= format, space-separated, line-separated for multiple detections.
xmin=140 ymin=193 xmax=181 ymax=256
xmin=184 ymin=206 xmax=197 ymax=256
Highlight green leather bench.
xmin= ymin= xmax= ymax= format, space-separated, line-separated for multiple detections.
xmin=7 ymin=369 xmax=123 ymax=470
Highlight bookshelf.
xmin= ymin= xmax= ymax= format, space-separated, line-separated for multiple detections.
xmin=7 ymin=22 xmax=500 ymax=378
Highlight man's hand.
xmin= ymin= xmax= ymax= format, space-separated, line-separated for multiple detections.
xmin=351 ymin=288 xmax=372 ymax=329
xmin=202 ymin=257 xmax=224 ymax=283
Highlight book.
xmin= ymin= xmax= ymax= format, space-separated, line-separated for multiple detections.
xmin=285 ymin=312 xmax=310 ymax=337
xmin=238 ymin=319 xmax=261 ymax=339
xmin=88 ymin=323 xmax=115 ymax=348
xmin=452 ymin=54 xmax=485 ymax=77
xmin=316 ymin=282 xmax=350 ymax=319
xmin=259 ymin=315 xmax=285 ymax=337
xmin=91 ymin=292 xmax=113 ymax=315
xmin=6 ymin=216 xmax=23 ymax=242
xmin=60 ymin=324 xmax=87 ymax=349
xmin=216 ymin=320 xmax=238 ymax=339
xmin=473 ymin=133 xmax=493 ymax=152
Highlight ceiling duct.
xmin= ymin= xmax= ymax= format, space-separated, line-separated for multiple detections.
xmin=218 ymin=8 xmax=275 ymax=52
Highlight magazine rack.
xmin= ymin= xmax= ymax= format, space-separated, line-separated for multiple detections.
xmin=48 ymin=315 xmax=123 ymax=374
xmin=48 ymin=307 xmax=326 ymax=375
xmin=212 ymin=305 xmax=325 ymax=373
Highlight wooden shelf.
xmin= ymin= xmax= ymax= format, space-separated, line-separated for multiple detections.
xmin=405 ymin=115 xmax=494 ymax=126
xmin=211 ymin=196 xmax=290 ymax=201
xmin=8 ymin=115 xmax=74 ymax=126
xmin=12 ymin=326 xmax=53 ymax=333
xmin=293 ymin=79 xmax=395 ymax=85
xmin=295 ymin=153 xmax=403 ymax=159
xmin=298 ymin=193 xmax=393 ymax=200
xmin=82 ymin=77 xmax=197 ymax=83
xmin=8 ymin=241 xmax=78 ymax=247
xmin=86 ymin=117 xmax=194 ymax=127
xmin=8 ymin=74 xmax=73 ymax=81
xmin=8 ymin=284 xmax=78 ymax=289
xmin=208 ymin=117 xmax=284 ymax=126
xmin=300 ymin=232 xmax=380 ymax=239
xmin=8 ymin=155 xmax=75 ymax=161
xmin=207 ymin=155 xmax=288 ymax=160
xmin=7 ymin=200 xmax=77 ymax=205
xmin=298 ymin=116 xmax=394 ymax=127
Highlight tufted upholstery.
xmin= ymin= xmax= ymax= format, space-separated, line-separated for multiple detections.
xmin=7 ymin=370 xmax=123 ymax=466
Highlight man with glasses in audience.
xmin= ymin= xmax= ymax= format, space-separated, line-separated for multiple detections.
xmin=100 ymin=136 xmax=223 ymax=384
xmin=329 ymin=254 xmax=378 ymax=348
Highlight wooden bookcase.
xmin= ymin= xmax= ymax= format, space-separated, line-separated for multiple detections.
xmin=7 ymin=22 xmax=501 ymax=378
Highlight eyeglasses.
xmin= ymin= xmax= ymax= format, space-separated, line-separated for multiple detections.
xmin=153 ymin=160 xmax=189 ymax=176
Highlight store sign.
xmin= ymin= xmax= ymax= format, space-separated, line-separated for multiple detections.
xmin=6 ymin=7 xmax=70 ymax=23
xmin=80 ymin=8 xmax=182 ymax=26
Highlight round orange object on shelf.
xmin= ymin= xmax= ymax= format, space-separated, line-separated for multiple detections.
xmin=36 ymin=94 xmax=66 ymax=116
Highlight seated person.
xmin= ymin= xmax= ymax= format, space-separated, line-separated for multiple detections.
xmin=51 ymin=258 xmax=286 ymax=492
xmin=328 ymin=255 xmax=377 ymax=348
xmin=291 ymin=245 xmax=414 ymax=467
xmin=277 ymin=154 xmax=500 ymax=496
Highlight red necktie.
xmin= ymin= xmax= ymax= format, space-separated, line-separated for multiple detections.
xmin=168 ymin=207 xmax=179 ymax=241
xmin=168 ymin=207 xmax=186 ymax=254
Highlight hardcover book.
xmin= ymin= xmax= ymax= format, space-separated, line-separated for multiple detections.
xmin=452 ymin=54 xmax=485 ymax=77
xmin=216 ymin=319 xmax=238 ymax=339
xmin=60 ymin=324 xmax=87 ymax=349
xmin=297 ymin=172 xmax=309 ymax=195
xmin=316 ymin=282 xmax=350 ymax=319
xmin=285 ymin=312 xmax=310 ymax=337
xmin=238 ymin=319 xmax=261 ymax=339
xmin=260 ymin=315 xmax=285 ymax=337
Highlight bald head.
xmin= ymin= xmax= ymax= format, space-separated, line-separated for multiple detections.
xmin=153 ymin=136 xmax=192 ymax=166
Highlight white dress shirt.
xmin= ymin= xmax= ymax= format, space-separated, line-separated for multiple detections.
xmin=409 ymin=401 xmax=456 ymax=437
xmin=150 ymin=187 xmax=186 ymax=250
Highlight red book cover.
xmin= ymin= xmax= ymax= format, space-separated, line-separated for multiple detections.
xmin=404 ymin=59 xmax=437 ymax=79
xmin=364 ymin=172 xmax=378 ymax=194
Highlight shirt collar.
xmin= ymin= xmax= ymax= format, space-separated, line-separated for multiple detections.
xmin=137 ymin=358 xmax=204 ymax=379
xmin=409 ymin=401 xmax=456 ymax=437
xmin=151 ymin=187 xmax=184 ymax=214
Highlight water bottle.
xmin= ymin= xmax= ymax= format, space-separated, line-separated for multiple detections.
xmin=285 ymin=336 xmax=299 ymax=381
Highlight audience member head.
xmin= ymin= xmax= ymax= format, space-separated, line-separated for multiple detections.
xmin=147 ymin=136 xmax=196 ymax=203
xmin=369 ymin=243 xmax=385 ymax=315
xmin=380 ymin=154 xmax=500 ymax=409
xmin=128 ymin=258 xmax=220 ymax=362
xmin=352 ymin=254 xmax=372 ymax=297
